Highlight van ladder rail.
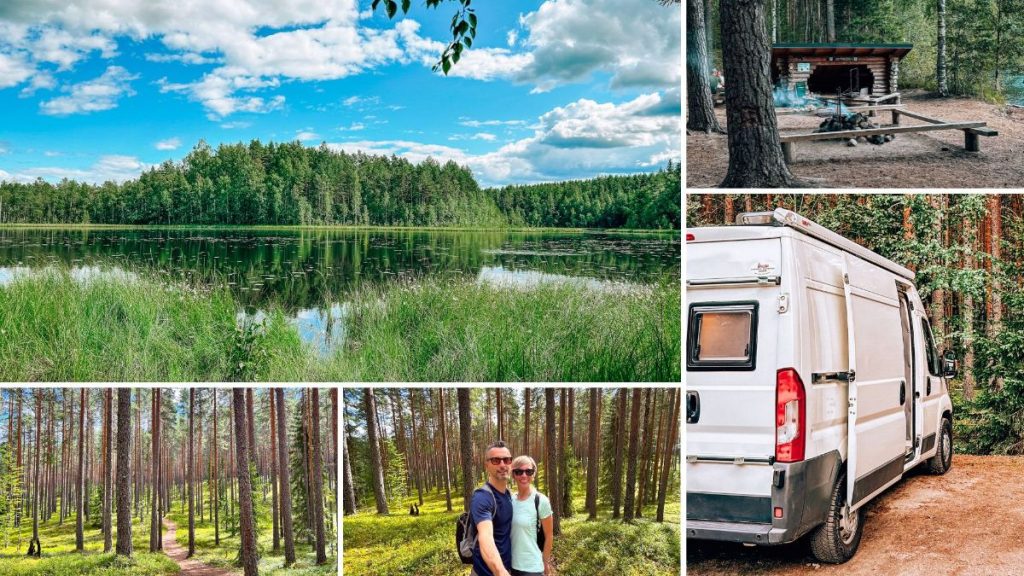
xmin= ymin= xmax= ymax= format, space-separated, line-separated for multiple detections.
xmin=686 ymin=454 xmax=775 ymax=465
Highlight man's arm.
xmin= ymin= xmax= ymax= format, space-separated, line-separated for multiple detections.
xmin=476 ymin=520 xmax=511 ymax=576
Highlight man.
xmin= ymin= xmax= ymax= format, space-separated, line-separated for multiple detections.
xmin=471 ymin=441 xmax=514 ymax=576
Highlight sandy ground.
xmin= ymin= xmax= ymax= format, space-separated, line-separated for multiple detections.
xmin=162 ymin=518 xmax=235 ymax=576
xmin=686 ymin=455 xmax=1024 ymax=575
xmin=687 ymin=90 xmax=1024 ymax=188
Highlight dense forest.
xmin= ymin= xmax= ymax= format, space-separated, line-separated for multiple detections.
xmin=0 ymin=141 xmax=680 ymax=230
xmin=688 ymin=194 xmax=1024 ymax=455
xmin=701 ymin=0 xmax=1024 ymax=100
xmin=0 ymin=388 xmax=337 ymax=576
xmin=343 ymin=387 xmax=681 ymax=576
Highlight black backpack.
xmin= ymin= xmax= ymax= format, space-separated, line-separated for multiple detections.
xmin=456 ymin=484 xmax=496 ymax=565
xmin=534 ymin=492 xmax=546 ymax=551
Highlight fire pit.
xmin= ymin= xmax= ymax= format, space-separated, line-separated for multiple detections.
xmin=816 ymin=112 xmax=894 ymax=145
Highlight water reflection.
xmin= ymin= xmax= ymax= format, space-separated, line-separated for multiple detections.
xmin=0 ymin=227 xmax=680 ymax=350
xmin=477 ymin=266 xmax=645 ymax=294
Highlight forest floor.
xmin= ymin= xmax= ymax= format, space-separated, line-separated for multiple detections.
xmin=687 ymin=454 xmax=1024 ymax=575
xmin=686 ymin=90 xmax=1024 ymax=188
xmin=344 ymin=488 xmax=681 ymax=576
xmin=162 ymin=518 xmax=231 ymax=576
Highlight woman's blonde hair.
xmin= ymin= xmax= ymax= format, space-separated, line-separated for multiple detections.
xmin=511 ymin=455 xmax=537 ymax=471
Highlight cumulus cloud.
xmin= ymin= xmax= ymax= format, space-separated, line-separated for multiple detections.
xmin=0 ymin=52 xmax=34 ymax=89
xmin=157 ymin=70 xmax=285 ymax=119
xmin=39 ymin=65 xmax=138 ymax=115
xmin=4 ymin=154 xmax=149 ymax=184
xmin=145 ymin=52 xmax=221 ymax=65
xmin=154 ymin=137 xmax=181 ymax=150
xmin=296 ymin=130 xmax=321 ymax=141
xmin=332 ymin=90 xmax=679 ymax=186
xmin=514 ymin=0 xmax=680 ymax=91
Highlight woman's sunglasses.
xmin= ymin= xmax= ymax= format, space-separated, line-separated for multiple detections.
xmin=512 ymin=468 xmax=535 ymax=477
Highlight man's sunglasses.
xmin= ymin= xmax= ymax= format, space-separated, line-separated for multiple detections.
xmin=512 ymin=468 xmax=535 ymax=477
xmin=487 ymin=457 xmax=513 ymax=465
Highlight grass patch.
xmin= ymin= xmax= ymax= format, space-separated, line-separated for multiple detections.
xmin=0 ymin=270 xmax=679 ymax=381
xmin=0 ymin=514 xmax=179 ymax=576
xmin=343 ymin=490 xmax=680 ymax=576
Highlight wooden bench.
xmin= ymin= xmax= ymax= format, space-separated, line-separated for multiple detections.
xmin=778 ymin=108 xmax=997 ymax=163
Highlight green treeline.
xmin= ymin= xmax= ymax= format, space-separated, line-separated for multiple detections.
xmin=689 ymin=194 xmax=1024 ymax=456
xmin=0 ymin=140 xmax=681 ymax=230
xmin=704 ymin=0 xmax=1024 ymax=101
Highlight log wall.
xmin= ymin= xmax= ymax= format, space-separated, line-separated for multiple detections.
xmin=774 ymin=56 xmax=896 ymax=96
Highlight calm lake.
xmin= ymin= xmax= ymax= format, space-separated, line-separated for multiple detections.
xmin=0 ymin=227 xmax=680 ymax=351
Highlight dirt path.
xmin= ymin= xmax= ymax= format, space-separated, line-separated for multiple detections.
xmin=687 ymin=90 xmax=1024 ymax=188
xmin=162 ymin=518 xmax=237 ymax=576
xmin=687 ymin=455 xmax=1024 ymax=575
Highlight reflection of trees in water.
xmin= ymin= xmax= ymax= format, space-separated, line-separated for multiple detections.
xmin=0 ymin=228 xmax=680 ymax=313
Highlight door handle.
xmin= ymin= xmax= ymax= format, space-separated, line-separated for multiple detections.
xmin=899 ymin=380 xmax=906 ymax=405
xmin=687 ymin=391 xmax=700 ymax=424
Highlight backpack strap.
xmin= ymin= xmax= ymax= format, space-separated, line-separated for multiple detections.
xmin=534 ymin=492 xmax=540 ymax=531
xmin=479 ymin=483 xmax=498 ymax=518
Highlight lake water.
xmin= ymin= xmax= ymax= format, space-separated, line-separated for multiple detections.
xmin=1008 ymin=74 xmax=1024 ymax=106
xmin=0 ymin=227 xmax=680 ymax=351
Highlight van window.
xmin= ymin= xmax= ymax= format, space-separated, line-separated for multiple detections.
xmin=921 ymin=318 xmax=942 ymax=376
xmin=687 ymin=302 xmax=758 ymax=371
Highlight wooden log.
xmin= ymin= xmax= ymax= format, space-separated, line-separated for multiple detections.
xmin=965 ymin=131 xmax=980 ymax=152
xmin=779 ymin=121 xmax=987 ymax=143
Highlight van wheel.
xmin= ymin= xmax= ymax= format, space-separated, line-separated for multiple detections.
xmin=927 ymin=417 xmax=953 ymax=475
xmin=809 ymin=470 xmax=863 ymax=564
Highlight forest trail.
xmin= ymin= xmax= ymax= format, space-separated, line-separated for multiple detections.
xmin=162 ymin=518 xmax=237 ymax=576
xmin=688 ymin=455 xmax=1024 ymax=576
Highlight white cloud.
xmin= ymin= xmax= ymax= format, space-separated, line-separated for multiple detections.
xmin=18 ymin=71 xmax=56 ymax=96
xmin=507 ymin=30 xmax=518 ymax=47
xmin=39 ymin=65 xmax=138 ymax=115
xmin=43 ymin=150 xmax=62 ymax=157
xmin=296 ymin=130 xmax=321 ymax=141
xmin=514 ymin=0 xmax=681 ymax=90
xmin=396 ymin=19 xmax=533 ymax=81
xmin=331 ymin=90 xmax=679 ymax=186
xmin=0 ymin=52 xmax=34 ymax=89
xmin=154 ymin=137 xmax=181 ymax=150
xmin=458 ymin=118 xmax=528 ymax=128
xmin=449 ymin=132 xmax=497 ymax=142
xmin=4 ymin=154 xmax=149 ymax=184
xmin=29 ymin=27 xmax=117 ymax=70
xmin=338 ymin=122 xmax=365 ymax=131
xmin=220 ymin=120 xmax=252 ymax=129
xmin=145 ymin=52 xmax=221 ymax=65
xmin=157 ymin=70 xmax=285 ymax=119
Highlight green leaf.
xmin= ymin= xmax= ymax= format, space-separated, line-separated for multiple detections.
xmin=401 ymin=0 xmax=411 ymax=13
xmin=442 ymin=57 xmax=452 ymax=75
xmin=468 ymin=13 xmax=477 ymax=28
xmin=464 ymin=36 xmax=473 ymax=48
xmin=452 ymin=49 xmax=460 ymax=64
xmin=386 ymin=0 xmax=397 ymax=19
xmin=456 ymin=20 xmax=469 ymax=37
xmin=372 ymin=0 xmax=382 ymax=9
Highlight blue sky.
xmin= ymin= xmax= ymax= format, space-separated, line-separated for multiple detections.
xmin=0 ymin=0 xmax=680 ymax=187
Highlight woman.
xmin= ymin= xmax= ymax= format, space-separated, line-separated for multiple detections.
xmin=509 ymin=455 xmax=555 ymax=576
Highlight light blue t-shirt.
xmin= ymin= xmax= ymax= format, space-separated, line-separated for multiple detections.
xmin=511 ymin=488 xmax=553 ymax=572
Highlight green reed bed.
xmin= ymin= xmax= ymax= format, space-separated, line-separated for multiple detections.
xmin=0 ymin=271 xmax=679 ymax=382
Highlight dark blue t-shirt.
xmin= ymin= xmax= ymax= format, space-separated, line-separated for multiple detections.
xmin=470 ymin=482 xmax=513 ymax=576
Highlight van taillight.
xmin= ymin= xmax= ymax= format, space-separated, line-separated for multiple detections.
xmin=686 ymin=233 xmax=695 ymax=241
xmin=776 ymin=368 xmax=806 ymax=463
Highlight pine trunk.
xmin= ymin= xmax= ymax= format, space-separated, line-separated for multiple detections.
xmin=232 ymin=389 xmax=259 ymax=576
xmin=438 ymin=389 xmax=453 ymax=512
xmin=116 ymin=389 xmax=133 ymax=557
xmin=687 ymin=0 xmax=723 ymax=133
xmin=310 ymin=389 xmax=328 ymax=564
xmin=586 ymin=388 xmax=600 ymax=520
xmin=656 ymin=390 xmax=680 ymax=522
xmin=623 ymin=389 xmax=642 ymax=521
xmin=364 ymin=389 xmax=389 ymax=514
xmin=937 ymin=0 xmax=948 ymax=96
xmin=719 ymin=0 xmax=798 ymax=187
xmin=458 ymin=389 xmax=474 ymax=511
xmin=276 ymin=389 xmax=296 ymax=565
xmin=611 ymin=389 xmax=627 ymax=519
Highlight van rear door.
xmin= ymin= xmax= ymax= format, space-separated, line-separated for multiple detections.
xmin=842 ymin=254 xmax=907 ymax=511
xmin=686 ymin=236 xmax=782 ymax=525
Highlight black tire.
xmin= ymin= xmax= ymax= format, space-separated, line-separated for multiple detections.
xmin=809 ymin=469 xmax=863 ymax=564
xmin=927 ymin=416 xmax=953 ymax=475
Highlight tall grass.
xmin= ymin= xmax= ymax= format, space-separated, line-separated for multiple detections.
xmin=0 ymin=271 xmax=680 ymax=382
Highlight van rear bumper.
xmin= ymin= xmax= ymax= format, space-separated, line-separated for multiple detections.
xmin=686 ymin=520 xmax=793 ymax=545
xmin=687 ymin=450 xmax=842 ymax=546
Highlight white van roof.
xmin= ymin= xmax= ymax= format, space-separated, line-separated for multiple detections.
xmin=689 ymin=207 xmax=915 ymax=280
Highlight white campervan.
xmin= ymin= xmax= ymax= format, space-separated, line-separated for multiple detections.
xmin=685 ymin=208 xmax=956 ymax=564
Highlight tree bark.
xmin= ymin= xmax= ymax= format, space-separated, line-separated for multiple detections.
xmin=28 ymin=390 xmax=42 ymax=556
xmin=719 ymin=0 xmax=798 ymax=187
xmin=558 ymin=388 xmax=571 ymax=522
xmin=586 ymin=388 xmax=601 ymax=520
xmin=937 ymin=0 xmax=948 ymax=96
xmin=276 ymin=389 xmax=297 ymax=566
xmin=188 ymin=388 xmax=195 ymax=558
xmin=232 ymin=389 xmax=259 ymax=576
xmin=310 ymin=389 xmax=328 ymax=564
xmin=687 ymin=0 xmax=724 ymax=133
xmin=826 ymin=0 xmax=835 ymax=42
xmin=623 ymin=388 xmax=643 ymax=521
xmin=963 ymin=214 xmax=977 ymax=399
xmin=213 ymin=389 xmax=220 ymax=546
xmin=102 ymin=388 xmax=113 ymax=552
xmin=364 ymin=389 xmax=389 ymax=514
xmin=656 ymin=389 xmax=680 ymax=522
xmin=270 ymin=390 xmax=280 ymax=551
xmin=611 ymin=389 xmax=627 ymax=519
xmin=544 ymin=388 xmax=559 ymax=534
xmin=989 ymin=195 xmax=1004 ymax=390
xmin=438 ymin=389 xmax=453 ymax=512
xmin=458 ymin=389 xmax=474 ymax=511
xmin=116 ymin=389 xmax=133 ymax=557
xmin=342 ymin=404 xmax=357 ymax=515
xmin=75 ymin=389 xmax=86 ymax=552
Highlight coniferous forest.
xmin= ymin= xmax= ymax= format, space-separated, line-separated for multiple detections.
xmin=688 ymin=194 xmax=1024 ymax=456
xmin=0 ymin=387 xmax=337 ymax=576
xmin=0 ymin=141 xmax=680 ymax=230
xmin=343 ymin=387 xmax=681 ymax=576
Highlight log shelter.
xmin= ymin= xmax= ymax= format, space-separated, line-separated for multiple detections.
xmin=772 ymin=43 xmax=913 ymax=98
